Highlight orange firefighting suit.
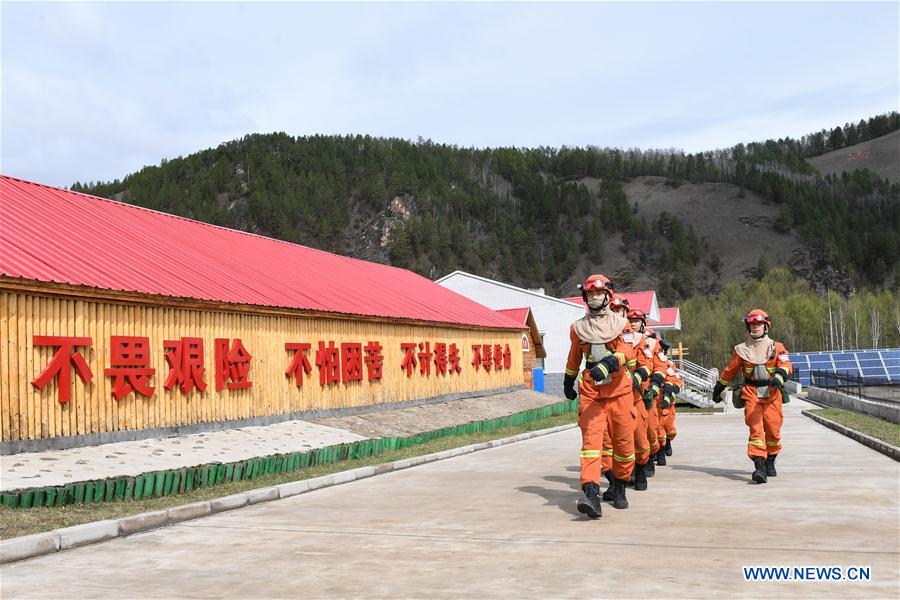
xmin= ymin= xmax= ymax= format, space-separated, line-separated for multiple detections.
xmin=599 ymin=326 xmax=656 ymax=470
xmin=660 ymin=358 xmax=683 ymax=444
xmin=719 ymin=342 xmax=792 ymax=459
xmin=567 ymin=324 xmax=639 ymax=485
xmin=640 ymin=336 xmax=669 ymax=456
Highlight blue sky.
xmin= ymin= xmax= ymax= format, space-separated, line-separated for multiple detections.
xmin=2 ymin=1 xmax=898 ymax=187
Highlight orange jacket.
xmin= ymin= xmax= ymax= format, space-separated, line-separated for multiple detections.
xmin=664 ymin=358 xmax=684 ymax=388
xmin=566 ymin=324 xmax=639 ymax=399
xmin=621 ymin=325 xmax=654 ymax=389
xmin=642 ymin=337 xmax=670 ymax=388
xmin=719 ymin=341 xmax=792 ymax=403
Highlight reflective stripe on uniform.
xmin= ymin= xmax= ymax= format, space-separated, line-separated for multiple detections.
xmin=636 ymin=446 xmax=651 ymax=454
xmin=613 ymin=452 xmax=635 ymax=462
xmin=565 ymin=369 xmax=578 ymax=376
xmin=580 ymin=449 xmax=601 ymax=458
xmin=602 ymin=449 xmax=613 ymax=456
xmin=766 ymin=440 xmax=781 ymax=447
xmin=717 ymin=377 xmax=730 ymax=385
xmin=748 ymin=439 xmax=766 ymax=448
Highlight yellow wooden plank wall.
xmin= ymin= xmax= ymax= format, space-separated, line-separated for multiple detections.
xmin=0 ymin=291 xmax=524 ymax=442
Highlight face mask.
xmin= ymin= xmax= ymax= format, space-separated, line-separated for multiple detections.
xmin=587 ymin=296 xmax=606 ymax=310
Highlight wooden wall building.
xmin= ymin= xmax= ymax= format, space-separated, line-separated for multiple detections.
xmin=0 ymin=176 xmax=525 ymax=452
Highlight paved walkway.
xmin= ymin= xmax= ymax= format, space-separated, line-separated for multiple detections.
xmin=2 ymin=397 xmax=898 ymax=598
xmin=1 ymin=389 xmax=557 ymax=492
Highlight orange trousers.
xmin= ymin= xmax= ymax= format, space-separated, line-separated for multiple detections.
xmin=744 ymin=395 xmax=783 ymax=459
xmin=579 ymin=391 xmax=636 ymax=485
xmin=664 ymin=403 xmax=677 ymax=442
xmin=646 ymin=397 xmax=660 ymax=454
xmin=655 ymin=403 xmax=667 ymax=450
xmin=633 ymin=392 xmax=651 ymax=465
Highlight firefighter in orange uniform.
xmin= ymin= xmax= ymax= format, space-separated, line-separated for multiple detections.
xmin=641 ymin=328 xmax=668 ymax=470
xmin=563 ymin=274 xmax=639 ymax=518
xmin=712 ymin=309 xmax=792 ymax=483
xmin=657 ymin=340 xmax=684 ymax=462
xmin=607 ymin=299 xmax=655 ymax=492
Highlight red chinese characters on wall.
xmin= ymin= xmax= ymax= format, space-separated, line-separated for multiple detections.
xmin=470 ymin=343 xmax=512 ymax=373
xmin=400 ymin=341 xmax=470 ymax=377
xmin=215 ymin=338 xmax=253 ymax=390
xmin=316 ymin=341 xmax=341 ymax=386
xmin=31 ymin=336 xmax=93 ymax=404
xmin=164 ymin=337 xmax=208 ymax=393
xmin=400 ymin=342 xmax=418 ymax=377
xmin=105 ymin=336 xmax=156 ymax=400
xmin=285 ymin=343 xmax=313 ymax=388
xmin=364 ymin=341 xmax=384 ymax=381
xmin=31 ymin=332 xmax=513 ymax=404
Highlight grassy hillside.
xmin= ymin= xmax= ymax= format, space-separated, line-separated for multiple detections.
xmin=806 ymin=129 xmax=900 ymax=183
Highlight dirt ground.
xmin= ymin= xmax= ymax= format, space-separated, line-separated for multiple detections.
xmin=806 ymin=129 xmax=900 ymax=184
xmin=311 ymin=388 xmax=564 ymax=438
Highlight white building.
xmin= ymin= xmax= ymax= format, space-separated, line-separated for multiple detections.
xmin=436 ymin=271 xmax=588 ymax=393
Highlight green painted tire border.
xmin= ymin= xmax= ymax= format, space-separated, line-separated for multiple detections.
xmin=2 ymin=399 xmax=577 ymax=509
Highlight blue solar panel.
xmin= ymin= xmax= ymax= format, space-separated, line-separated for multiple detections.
xmin=858 ymin=359 xmax=883 ymax=367
xmin=881 ymin=351 xmax=900 ymax=360
xmin=833 ymin=361 xmax=857 ymax=369
xmin=861 ymin=367 xmax=887 ymax=376
xmin=883 ymin=359 xmax=900 ymax=367
xmin=856 ymin=352 xmax=880 ymax=360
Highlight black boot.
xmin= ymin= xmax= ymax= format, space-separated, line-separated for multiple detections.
xmin=665 ymin=440 xmax=673 ymax=456
xmin=602 ymin=470 xmax=615 ymax=501
xmin=612 ymin=477 xmax=629 ymax=509
xmin=577 ymin=482 xmax=603 ymax=519
xmin=645 ymin=458 xmax=655 ymax=478
xmin=655 ymin=447 xmax=667 ymax=466
xmin=752 ymin=457 xmax=768 ymax=484
xmin=765 ymin=455 xmax=777 ymax=477
xmin=634 ymin=463 xmax=648 ymax=491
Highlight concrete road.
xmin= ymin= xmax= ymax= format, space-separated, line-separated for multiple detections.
xmin=3 ymin=398 xmax=898 ymax=599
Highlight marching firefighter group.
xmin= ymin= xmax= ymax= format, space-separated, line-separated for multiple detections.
xmin=564 ymin=274 xmax=792 ymax=519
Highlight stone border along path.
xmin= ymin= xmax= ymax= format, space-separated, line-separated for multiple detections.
xmin=0 ymin=423 xmax=576 ymax=565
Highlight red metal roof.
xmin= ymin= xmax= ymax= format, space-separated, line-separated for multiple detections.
xmin=496 ymin=308 xmax=530 ymax=327
xmin=0 ymin=175 xmax=520 ymax=329
xmin=648 ymin=307 xmax=680 ymax=328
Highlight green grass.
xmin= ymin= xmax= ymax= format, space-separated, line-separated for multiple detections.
xmin=674 ymin=404 xmax=724 ymax=414
xmin=0 ymin=412 xmax=576 ymax=540
xmin=808 ymin=408 xmax=900 ymax=447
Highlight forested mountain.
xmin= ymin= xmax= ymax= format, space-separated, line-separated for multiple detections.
xmin=72 ymin=112 xmax=900 ymax=304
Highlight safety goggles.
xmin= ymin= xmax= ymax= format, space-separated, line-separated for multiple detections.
xmin=583 ymin=280 xmax=611 ymax=292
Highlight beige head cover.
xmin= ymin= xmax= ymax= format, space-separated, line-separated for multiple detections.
xmin=734 ymin=335 xmax=775 ymax=364
xmin=573 ymin=309 xmax=628 ymax=344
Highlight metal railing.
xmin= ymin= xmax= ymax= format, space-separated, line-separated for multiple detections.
xmin=807 ymin=370 xmax=900 ymax=404
xmin=676 ymin=359 xmax=716 ymax=407
xmin=680 ymin=359 xmax=718 ymax=384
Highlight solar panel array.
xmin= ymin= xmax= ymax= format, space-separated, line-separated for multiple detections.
xmin=790 ymin=348 xmax=900 ymax=385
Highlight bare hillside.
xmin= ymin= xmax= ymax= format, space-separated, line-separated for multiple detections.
xmin=806 ymin=129 xmax=900 ymax=183
xmin=557 ymin=176 xmax=815 ymax=296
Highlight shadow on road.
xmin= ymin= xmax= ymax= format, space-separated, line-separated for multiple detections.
xmin=516 ymin=473 xmax=585 ymax=517
xmin=669 ymin=464 xmax=754 ymax=483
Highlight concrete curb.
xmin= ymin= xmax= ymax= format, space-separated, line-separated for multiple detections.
xmin=0 ymin=422 xmax=577 ymax=565
xmin=802 ymin=410 xmax=900 ymax=462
